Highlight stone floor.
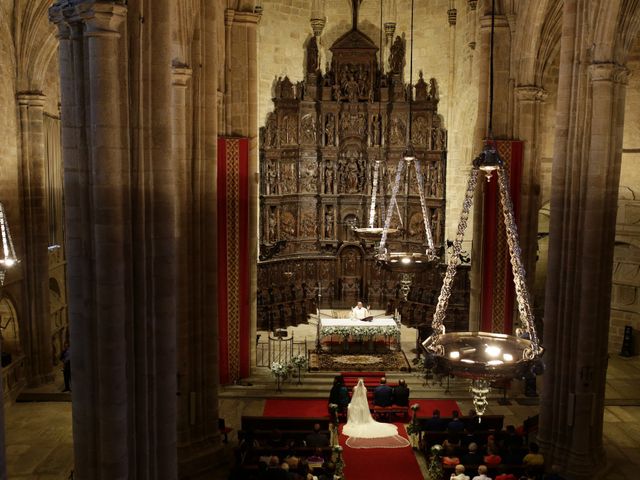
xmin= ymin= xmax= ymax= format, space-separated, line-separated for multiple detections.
xmin=3 ymin=317 xmax=640 ymax=479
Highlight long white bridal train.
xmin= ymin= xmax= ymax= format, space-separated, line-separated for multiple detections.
xmin=341 ymin=379 xmax=411 ymax=448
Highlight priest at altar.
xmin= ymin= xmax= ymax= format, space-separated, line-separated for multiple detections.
xmin=350 ymin=301 xmax=370 ymax=320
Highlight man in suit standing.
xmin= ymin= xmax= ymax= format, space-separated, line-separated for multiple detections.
xmin=392 ymin=378 xmax=410 ymax=406
xmin=373 ymin=377 xmax=393 ymax=407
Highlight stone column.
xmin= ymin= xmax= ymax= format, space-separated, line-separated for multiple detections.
xmin=224 ymin=9 xmax=261 ymax=371
xmin=16 ymin=92 xmax=53 ymax=386
xmin=538 ymin=2 xmax=629 ymax=475
xmin=514 ymin=85 xmax=547 ymax=293
xmin=176 ymin=2 xmax=226 ymax=476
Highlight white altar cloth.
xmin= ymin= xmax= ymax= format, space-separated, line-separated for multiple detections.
xmin=319 ymin=317 xmax=399 ymax=337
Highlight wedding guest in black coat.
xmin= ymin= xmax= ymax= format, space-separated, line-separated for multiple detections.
xmin=373 ymin=377 xmax=393 ymax=407
xmin=392 ymin=378 xmax=410 ymax=406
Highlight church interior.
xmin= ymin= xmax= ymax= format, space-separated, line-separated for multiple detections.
xmin=1 ymin=0 xmax=640 ymax=479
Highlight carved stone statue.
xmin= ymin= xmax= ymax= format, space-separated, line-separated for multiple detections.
xmin=345 ymin=73 xmax=359 ymax=102
xmin=390 ymin=116 xmax=406 ymax=145
xmin=325 ymin=113 xmax=335 ymax=146
xmin=265 ymin=113 xmax=277 ymax=147
xmin=268 ymin=208 xmax=277 ymax=242
xmin=429 ymin=77 xmax=438 ymax=100
xmin=370 ymin=114 xmax=381 ymax=146
xmin=412 ymin=116 xmax=428 ymax=146
xmin=325 ymin=206 xmax=334 ymax=238
xmin=324 ymin=161 xmax=334 ymax=193
xmin=301 ymin=114 xmax=316 ymax=144
xmin=389 ymin=36 xmax=405 ymax=74
xmin=306 ymin=36 xmax=319 ymax=74
xmin=415 ymin=71 xmax=428 ymax=101
xmin=266 ymin=161 xmax=277 ymax=194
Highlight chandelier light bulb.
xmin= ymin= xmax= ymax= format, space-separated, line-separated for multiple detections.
xmin=503 ymin=353 xmax=514 ymax=362
xmin=485 ymin=345 xmax=501 ymax=357
xmin=449 ymin=351 xmax=460 ymax=359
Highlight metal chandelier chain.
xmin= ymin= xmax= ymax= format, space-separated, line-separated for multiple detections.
xmin=496 ymin=169 xmax=541 ymax=356
xmin=414 ymin=159 xmax=436 ymax=255
xmin=429 ymin=167 xmax=479 ymax=343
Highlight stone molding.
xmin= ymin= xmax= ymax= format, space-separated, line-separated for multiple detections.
xmin=225 ymin=8 xmax=235 ymax=27
xmin=232 ymin=10 xmax=262 ymax=26
xmin=479 ymin=14 xmax=509 ymax=29
xmin=588 ymin=62 xmax=630 ymax=84
xmin=514 ymin=85 xmax=548 ymax=102
xmin=17 ymin=92 xmax=47 ymax=108
xmin=172 ymin=64 xmax=193 ymax=87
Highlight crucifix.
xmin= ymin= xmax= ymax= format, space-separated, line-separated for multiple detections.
xmin=351 ymin=0 xmax=363 ymax=30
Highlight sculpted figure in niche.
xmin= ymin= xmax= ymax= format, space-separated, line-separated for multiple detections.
xmin=371 ymin=114 xmax=381 ymax=146
xmin=345 ymin=73 xmax=359 ymax=102
xmin=414 ymin=71 xmax=428 ymax=101
xmin=301 ymin=212 xmax=317 ymax=237
xmin=325 ymin=113 xmax=335 ymax=146
xmin=389 ymin=36 xmax=405 ymax=75
xmin=390 ymin=117 xmax=406 ymax=145
xmin=265 ymin=113 xmax=277 ymax=147
xmin=280 ymin=211 xmax=296 ymax=239
xmin=325 ymin=206 xmax=334 ymax=238
xmin=324 ymin=161 xmax=334 ymax=193
xmin=357 ymin=64 xmax=369 ymax=97
xmin=268 ymin=209 xmax=277 ymax=242
xmin=306 ymin=36 xmax=319 ymax=74
xmin=280 ymin=115 xmax=290 ymax=146
xmin=301 ymin=114 xmax=316 ymax=144
xmin=409 ymin=212 xmax=424 ymax=240
xmin=266 ymin=161 xmax=278 ymax=194
xmin=301 ymin=164 xmax=316 ymax=192
xmin=432 ymin=208 xmax=442 ymax=245
xmin=412 ymin=116 xmax=428 ymax=146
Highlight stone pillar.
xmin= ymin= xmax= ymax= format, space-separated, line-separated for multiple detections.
xmin=224 ymin=8 xmax=261 ymax=372
xmin=17 ymin=92 xmax=53 ymax=386
xmin=537 ymin=1 xmax=629 ymax=475
xmin=175 ymin=2 xmax=226 ymax=476
xmin=514 ymin=85 xmax=547 ymax=293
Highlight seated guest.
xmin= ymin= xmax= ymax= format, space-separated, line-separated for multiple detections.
xmin=317 ymin=461 xmax=336 ymax=480
xmin=501 ymin=445 xmax=524 ymax=465
xmin=351 ymin=301 xmax=370 ymax=320
xmin=450 ymin=464 xmax=470 ymax=480
xmin=495 ymin=467 xmax=517 ymax=480
xmin=522 ymin=442 xmax=544 ymax=467
xmin=373 ymin=377 xmax=393 ymax=407
xmin=447 ymin=410 xmax=465 ymax=433
xmin=483 ymin=446 xmax=502 ymax=466
xmin=284 ymin=452 xmax=300 ymax=470
xmin=424 ymin=409 xmax=447 ymax=431
xmin=502 ymin=425 xmax=524 ymax=449
xmin=472 ymin=465 xmax=492 ymax=480
xmin=443 ymin=454 xmax=461 ymax=467
xmin=443 ymin=433 xmax=463 ymax=457
xmin=328 ymin=376 xmax=349 ymax=414
xmin=280 ymin=462 xmax=302 ymax=480
xmin=392 ymin=378 xmax=410 ymax=406
xmin=461 ymin=442 xmax=484 ymax=466
xmin=305 ymin=423 xmax=329 ymax=448
xmin=307 ymin=449 xmax=325 ymax=470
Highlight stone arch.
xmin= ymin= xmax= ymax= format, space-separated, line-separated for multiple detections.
xmin=0 ymin=295 xmax=21 ymax=362
xmin=15 ymin=0 xmax=58 ymax=92
xmin=49 ymin=277 xmax=68 ymax=366
xmin=591 ymin=0 xmax=640 ymax=64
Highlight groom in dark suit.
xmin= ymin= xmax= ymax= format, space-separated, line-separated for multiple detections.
xmin=373 ymin=377 xmax=393 ymax=407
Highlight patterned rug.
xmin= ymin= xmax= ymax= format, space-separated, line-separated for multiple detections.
xmin=309 ymin=350 xmax=412 ymax=372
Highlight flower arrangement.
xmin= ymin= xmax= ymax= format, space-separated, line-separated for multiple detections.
xmin=426 ymin=444 xmax=444 ymax=480
xmin=270 ymin=361 xmax=288 ymax=378
xmin=290 ymin=354 xmax=308 ymax=368
xmin=411 ymin=403 xmax=420 ymax=412
xmin=406 ymin=422 xmax=421 ymax=435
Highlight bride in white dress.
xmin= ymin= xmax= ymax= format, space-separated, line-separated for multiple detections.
xmin=342 ymin=378 xmax=398 ymax=438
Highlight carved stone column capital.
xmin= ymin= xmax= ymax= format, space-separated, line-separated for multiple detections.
xmin=48 ymin=2 xmax=71 ymax=39
xmin=172 ymin=64 xmax=192 ymax=87
xmin=74 ymin=1 xmax=127 ymax=37
xmin=589 ymin=62 xmax=629 ymax=84
xmin=514 ymin=85 xmax=548 ymax=103
xmin=233 ymin=10 xmax=262 ymax=26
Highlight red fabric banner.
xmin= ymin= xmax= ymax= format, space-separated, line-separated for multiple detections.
xmin=480 ymin=140 xmax=523 ymax=335
xmin=217 ymin=137 xmax=251 ymax=385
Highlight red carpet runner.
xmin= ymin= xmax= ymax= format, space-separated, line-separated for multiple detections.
xmin=263 ymin=398 xmax=460 ymax=480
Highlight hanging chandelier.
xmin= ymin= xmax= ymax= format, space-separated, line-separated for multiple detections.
xmin=0 ymin=202 xmax=19 ymax=286
xmin=374 ymin=0 xmax=438 ymax=277
xmin=422 ymin=0 xmax=543 ymax=415
xmin=352 ymin=0 xmax=401 ymax=244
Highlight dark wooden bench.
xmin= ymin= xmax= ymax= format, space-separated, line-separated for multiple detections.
xmin=240 ymin=416 xmax=330 ymax=432
xmin=416 ymin=414 xmax=504 ymax=432
xmin=372 ymin=404 xmax=409 ymax=420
